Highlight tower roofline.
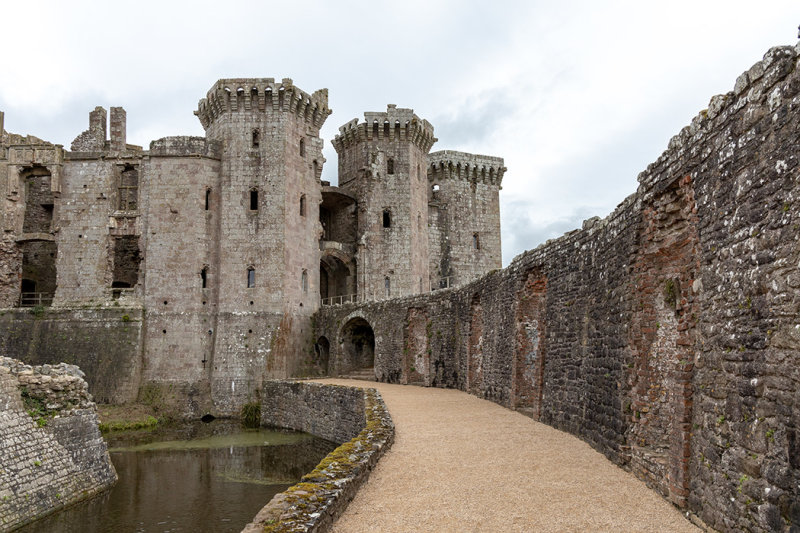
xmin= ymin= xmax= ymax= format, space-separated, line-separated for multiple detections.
xmin=195 ymin=78 xmax=331 ymax=130
xmin=428 ymin=150 xmax=506 ymax=186
xmin=332 ymin=104 xmax=437 ymax=153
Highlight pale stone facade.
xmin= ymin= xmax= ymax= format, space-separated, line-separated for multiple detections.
xmin=0 ymin=81 xmax=503 ymax=414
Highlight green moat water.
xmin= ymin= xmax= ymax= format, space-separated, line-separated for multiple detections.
xmin=18 ymin=420 xmax=337 ymax=533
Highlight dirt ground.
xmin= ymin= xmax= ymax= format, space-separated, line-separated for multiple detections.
xmin=317 ymin=379 xmax=700 ymax=533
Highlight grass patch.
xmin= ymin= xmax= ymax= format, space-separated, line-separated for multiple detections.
xmin=241 ymin=402 xmax=261 ymax=428
xmin=99 ymin=415 xmax=159 ymax=434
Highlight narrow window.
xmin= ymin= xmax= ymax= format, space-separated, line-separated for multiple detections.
xmin=300 ymin=194 xmax=306 ymax=217
xmin=383 ymin=209 xmax=391 ymax=228
xmin=118 ymin=165 xmax=138 ymax=211
xmin=299 ymin=138 xmax=305 ymax=157
xmin=205 ymin=188 xmax=211 ymax=210
xmin=252 ymin=129 xmax=260 ymax=148
xmin=249 ymin=189 xmax=258 ymax=211
xmin=247 ymin=268 xmax=255 ymax=288
xmin=473 ymin=233 xmax=480 ymax=250
xmin=387 ymin=158 xmax=395 ymax=175
xmin=301 ymin=269 xmax=308 ymax=292
xmin=384 ymin=276 xmax=391 ymax=298
xmin=201 ymin=267 xmax=208 ymax=288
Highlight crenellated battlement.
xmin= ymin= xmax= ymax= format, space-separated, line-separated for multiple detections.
xmin=194 ymin=78 xmax=331 ymax=130
xmin=332 ymin=104 xmax=437 ymax=153
xmin=428 ymin=150 xmax=505 ymax=186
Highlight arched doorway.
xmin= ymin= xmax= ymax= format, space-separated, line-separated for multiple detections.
xmin=320 ymin=252 xmax=355 ymax=304
xmin=314 ymin=336 xmax=330 ymax=374
xmin=340 ymin=317 xmax=375 ymax=371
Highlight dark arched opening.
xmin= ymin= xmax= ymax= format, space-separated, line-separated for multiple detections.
xmin=340 ymin=317 xmax=375 ymax=371
xmin=314 ymin=336 xmax=330 ymax=374
xmin=320 ymin=253 xmax=352 ymax=303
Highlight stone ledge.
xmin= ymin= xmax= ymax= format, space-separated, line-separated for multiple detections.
xmin=242 ymin=382 xmax=394 ymax=533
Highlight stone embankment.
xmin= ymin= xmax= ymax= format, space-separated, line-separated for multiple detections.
xmin=0 ymin=356 xmax=117 ymax=532
xmin=242 ymin=381 xmax=394 ymax=533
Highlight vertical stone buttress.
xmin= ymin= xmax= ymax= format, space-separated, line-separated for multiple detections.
xmin=333 ymin=106 xmax=436 ymax=300
xmin=196 ymin=79 xmax=330 ymax=411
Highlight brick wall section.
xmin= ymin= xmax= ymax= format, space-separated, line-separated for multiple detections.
xmin=512 ymin=269 xmax=546 ymax=415
xmin=315 ymin=44 xmax=800 ymax=531
xmin=0 ymin=357 xmax=116 ymax=532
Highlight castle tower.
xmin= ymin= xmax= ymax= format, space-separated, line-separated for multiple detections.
xmin=332 ymin=105 xmax=436 ymax=299
xmin=195 ymin=79 xmax=331 ymax=408
xmin=427 ymin=151 xmax=505 ymax=287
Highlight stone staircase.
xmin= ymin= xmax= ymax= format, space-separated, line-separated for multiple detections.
xmin=340 ymin=367 xmax=376 ymax=382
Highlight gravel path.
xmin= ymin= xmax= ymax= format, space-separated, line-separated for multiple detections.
xmin=317 ymin=379 xmax=699 ymax=533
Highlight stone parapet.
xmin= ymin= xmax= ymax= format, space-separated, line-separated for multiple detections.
xmin=195 ymin=78 xmax=331 ymax=130
xmin=332 ymin=105 xmax=437 ymax=153
xmin=243 ymin=381 xmax=394 ymax=533
xmin=428 ymin=150 xmax=505 ymax=185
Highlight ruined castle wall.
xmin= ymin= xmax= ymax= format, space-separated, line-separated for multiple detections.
xmin=0 ymin=357 xmax=117 ymax=531
xmin=0 ymin=308 xmax=143 ymax=404
xmin=0 ymin=139 xmax=63 ymax=308
xmin=315 ymin=44 xmax=800 ymax=531
xmin=55 ymin=157 xmax=135 ymax=306
xmin=682 ymin=46 xmax=800 ymax=530
xmin=281 ymin=110 xmax=323 ymax=313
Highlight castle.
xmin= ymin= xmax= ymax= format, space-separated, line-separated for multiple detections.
xmin=1 ymin=41 xmax=799 ymax=532
xmin=0 ymin=79 xmax=504 ymax=412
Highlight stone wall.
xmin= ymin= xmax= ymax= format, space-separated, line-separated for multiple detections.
xmin=260 ymin=381 xmax=366 ymax=445
xmin=0 ymin=357 xmax=116 ymax=532
xmin=314 ymin=44 xmax=800 ymax=532
xmin=245 ymin=381 xmax=394 ymax=533
xmin=0 ymin=308 xmax=143 ymax=404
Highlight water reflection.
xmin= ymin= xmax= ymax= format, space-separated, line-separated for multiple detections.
xmin=18 ymin=421 xmax=336 ymax=533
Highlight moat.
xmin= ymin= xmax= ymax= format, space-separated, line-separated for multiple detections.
xmin=16 ymin=420 xmax=337 ymax=533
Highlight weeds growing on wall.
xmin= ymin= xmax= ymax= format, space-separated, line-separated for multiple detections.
xmin=20 ymin=388 xmax=55 ymax=427
xmin=241 ymin=402 xmax=261 ymax=428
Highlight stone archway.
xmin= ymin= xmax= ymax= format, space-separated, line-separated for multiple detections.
xmin=340 ymin=317 xmax=375 ymax=372
xmin=320 ymin=250 xmax=356 ymax=303
xmin=314 ymin=336 xmax=330 ymax=374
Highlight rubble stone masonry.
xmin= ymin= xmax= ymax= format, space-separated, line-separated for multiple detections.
xmin=315 ymin=44 xmax=800 ymax=532
xmin=0 ymin=357 xmax=116 ymax=532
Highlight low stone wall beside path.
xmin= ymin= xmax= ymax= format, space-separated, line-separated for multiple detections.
xmin=242 ymin=380 xmax=394 ymax=533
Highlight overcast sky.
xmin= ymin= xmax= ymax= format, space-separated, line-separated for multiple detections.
xmin=1 ymin=1 xmax=798 ymax=264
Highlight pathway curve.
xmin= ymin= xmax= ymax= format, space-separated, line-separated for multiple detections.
xmin=317 ymin=379 xmax=699 ymax=533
